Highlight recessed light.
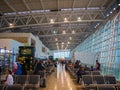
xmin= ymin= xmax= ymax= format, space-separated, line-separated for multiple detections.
xmin=69 ymin=37 xmax=72 ymax=40
xmin=68 ymin=41 xmax=70 ymax=44
xmin=77 ymin=17 xmax=81 ymax=21
xmin=64 ymin=18 xmax=68 ymax=22
xmin=53 ymin=31 xmax=56 ymax=34
xmin=107 ymin=14 xmax=109 ymax=17
xmin=55 ymin=38 xmax=58 ymax=41
xmin=9 ymin=23 xmax=14 ymax=27
xmin=72 ymin=30 xmax=75 ymax=34
xmin=63 ymin=30 xmax=66 ymax=34
xmin=50 ymin=19 xmax=54 ymax=23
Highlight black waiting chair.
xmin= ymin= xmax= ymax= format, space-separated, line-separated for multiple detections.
xmin=85 ymin=71 xmax=91 ymax=75
xmin=91 ymin=71 xmax=101 ymax=75
xmin=25 ymin=75 xmax=40 ymax=90
xmin=6 ymin=85 xmax=24 ymax=90
xmin=104 ymin=75 xmax=116 ymax=84
xmin=38 ymin=71 xmax=45 ymax=78
xmin=15 ymin=75 xmax=28 ymax=85
xmin=97 ymin=85 xmax=115 ymax=90
xmin=0 ymin=85 xmax=5 ymax=90
xmin=93 ymin=75 xmax=105 ymax=84
xmin=117 ymin=86 xmax=120 ymax=90
xmin=82 ymin=75 xmax=93 ymax=85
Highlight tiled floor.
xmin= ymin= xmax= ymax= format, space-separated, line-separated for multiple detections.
xmin=39 ymin=63 xmax=81 ymax=90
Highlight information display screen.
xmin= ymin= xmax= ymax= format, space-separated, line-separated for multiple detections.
xmin=19 ymin=46 xmax=34 ymax=56
xmin=21 ymin=49 xmax=32 ymax=55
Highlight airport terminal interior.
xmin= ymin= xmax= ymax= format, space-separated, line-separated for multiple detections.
xmin=0 ymin=0 xmax=120 ymax=90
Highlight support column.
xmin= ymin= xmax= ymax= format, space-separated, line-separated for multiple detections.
xmin=28 ymin=37 xmax=31 ymax=46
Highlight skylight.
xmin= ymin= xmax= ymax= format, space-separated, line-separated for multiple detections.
xmin=87 ymin=7 xmax=100 ymax=10
xmin=61 ymin=7 xmax=103 ymax=11
xmin=4 ymin=9 xmax=50 ymax=15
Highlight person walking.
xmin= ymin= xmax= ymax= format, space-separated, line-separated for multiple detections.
xmin=76 ymin=67 xmax=85 ymax=84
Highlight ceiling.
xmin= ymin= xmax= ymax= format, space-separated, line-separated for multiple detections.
xmin=0 ymin=0 xmax=117 ymax=50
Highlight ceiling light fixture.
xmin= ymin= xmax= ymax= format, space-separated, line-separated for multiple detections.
xmin=9 ymin=23 xmax=13 ymax=26
xmin=9 ymin=23 xmax=14 ymax=27
xmin=118 ymin=4 xmax=120 ymax=6
xmin=69 ymin=37 xmax=72 ymax=40
xmin=53 ymin=31 xmax=56 ymax=34
xmin=64 ymin=18 xmax=68 ymax=22
xmin=113 ymin=8 xmax=116 ymax=10
xmin=62 ymin=30 xmax=66 ymax=34
xmin=72 ymin=30 xmax=75 ymax=34
xmin=50 ymin=19 xmax=54 ymax=23
xmin=55 ymin=38 xmax=58 ymax=41
xmin=77 ymin=17 xmax=81 ymax=21
xmin=68 ymin=41 xmax=70 ymax=44
xmin=107 ymin=14 xmax=109 ymax=17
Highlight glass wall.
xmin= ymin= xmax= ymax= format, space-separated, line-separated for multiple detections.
xmin=53 ymin=50 xmax=70 ymax=60
xmin=75 ymin=11 xmax=120 ymax=80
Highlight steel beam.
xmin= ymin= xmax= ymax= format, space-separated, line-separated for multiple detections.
xmin=39 ymin=32 xmax=89 ymax=37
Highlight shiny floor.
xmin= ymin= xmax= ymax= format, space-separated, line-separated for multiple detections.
xmin=39 ymin=63 xmax=82 ymax=90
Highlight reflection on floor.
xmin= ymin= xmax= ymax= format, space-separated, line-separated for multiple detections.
xmin=39 ymin=63 xmax=82 ymax=90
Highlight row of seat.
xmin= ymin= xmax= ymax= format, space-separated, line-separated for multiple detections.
xmin=0 ymin=85 xmax=24 ymax=90
xmin=15 ymin=75 xmax=40 ymax=84
xmin=67 ymin=67 xmax=77 ymax=78
xmin=97 ymin=85 xmax=117 ymax=90
xmin=67 ymin=67 xmax=101 ymax=75
xmin=85 ymin=71 xmax=101 ymax=75
xmin=14 ymin=75 xmax=40 ymax=90
xmin=67 ymin=67 xmax=120 ymax=90
xmin=82 ymin=75 xmax=116 ymax=85
xmin=81 ymin=75 xmax=120 ymax=90
xmin=67 ymin=67 xmax=101 ymax=80
xmin=82 ymin=84 xmax=120 ymax=90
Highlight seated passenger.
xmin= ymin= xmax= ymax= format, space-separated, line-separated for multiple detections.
xmin=3 ymin=69 xmax=14 ymax=85
xmin=90 ymin=66 xmax=96 ymax=71
xmin=84 ymin=65 xmax=90 ymax=71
